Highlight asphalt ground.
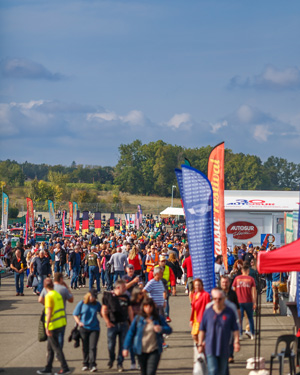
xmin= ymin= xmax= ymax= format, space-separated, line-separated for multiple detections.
xmin=0 ymin=274 xmax=297 ymax=375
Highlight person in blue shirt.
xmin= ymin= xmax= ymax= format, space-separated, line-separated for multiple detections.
xmin=198 ymin=288 xmax=240 ymax=375
xmin=69 ymin=245 xmax=82 ymax=290
xmin=73 ymin=289 xmax=102 ymax=373
xmin=123 ymin=297 xmax=172 ymax=375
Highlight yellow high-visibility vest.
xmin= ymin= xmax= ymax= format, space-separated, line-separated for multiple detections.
xmin=45 ymin=290 xmax=66 ymax=330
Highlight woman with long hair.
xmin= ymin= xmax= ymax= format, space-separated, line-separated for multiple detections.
xmin=73 ymin=290 xmax=101 ymax=372
xmin=128 ymin=245 xmax=142 ymax=276
xmin=166 ymin=253 xmax=183 ymax=282
xmin=189 ymin=278 xmax=211 ymax=345
xmin=123 ymin=297 xmax=172 ymax=375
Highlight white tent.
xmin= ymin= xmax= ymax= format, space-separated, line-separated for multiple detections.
xmin=160 ymin=207 xmax=184 ymax=216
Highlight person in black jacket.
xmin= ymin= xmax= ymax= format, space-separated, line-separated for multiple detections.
xmin=10 ymin=249 xmax=27 ymax=296
xmin=33 ymin=250 xmax=52 ymax=294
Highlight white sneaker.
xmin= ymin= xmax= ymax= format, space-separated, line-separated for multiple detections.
xmin=250 ymin=334 xmax=255 ymax=340
xmin=239 ymin=335 xmax=243 ymax=341
xmin=185 ymin=290 xmax=189 ymax=295
xmin=130 ymin=364 xmax=136 ymax=370
xmin=90 ymin=367 xmax=97 ymax=372
xmin=82 ymin=366 xmax=88 ymax=371
xmin=245 ymin=330 xmax=251 ymax=338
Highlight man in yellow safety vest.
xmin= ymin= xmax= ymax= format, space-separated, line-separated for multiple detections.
xmin=37 ymin=278 xmax=70 ymax=375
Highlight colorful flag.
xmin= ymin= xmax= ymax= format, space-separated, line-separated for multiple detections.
xmin=136 ymin=212 xmax=140 ymax=229
xmin=120 ymin=219 xmax=123 ymax=231
xmin=125 ymin=214 xmax=130 ymax=229
xmin=62 ymin=210 xmax=66 ymax=237
xmin=296 ymin=187 xmax=300 ymax=316
xmin=82 ymin=211 xmax=89 ymax=235
xmin=76 ymin=210 xmax=80 ymax=235
xmin=73 ymin=202 xmax=78 ymax=227
xmin=207 ymin=142 xmax=227 ymax=269
xmin=94 ymin=212 xmax=101 ymax=236
xmin=48 ymin=200 xmax=55 ymax=227
xmin=69 ymin=202 xmax=73 ymax=229
xmin=137 ymin=204 xmax=143 ymax=224
xmin=25 ymin=211 xmax=29 ymax=245
xmin=1 ymin=192 xmax=9 ymax=232
xmin=26 ymin=197 xmax=34 ymax=230
xmin=182 ymin=165 xmax=215 ymax=292
xmin=110 ymin=219 xmax=115 ymax=232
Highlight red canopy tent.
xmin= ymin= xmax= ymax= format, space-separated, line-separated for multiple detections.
xmin=257 ymin=238 xmax=300 ymax=273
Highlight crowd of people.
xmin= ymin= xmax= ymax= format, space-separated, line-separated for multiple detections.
xmin=0 ymin=221 xmax=287 ymax=375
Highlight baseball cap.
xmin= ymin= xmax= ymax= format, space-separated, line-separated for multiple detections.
xmin=91 ymin=246 xmax=96 ymax=250
xmin=127 ymin=264 xmax=134 ymax=269
xmin=160 ymin=255 xmax=166 ymax=261
xmin=168 ymin=244 xmax=173 ymax=248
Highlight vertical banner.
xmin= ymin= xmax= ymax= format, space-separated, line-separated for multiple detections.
xmin=73 ymin=202 xmax=78 ymax=227
xmin=69 ymin=202 xmax=73 ymax=229
xmin=62 ymin=210 xmax=66 ymax=237
xmin=82 ymin=211 xmax=89 ymax=235
xmin=296 ymin=188 xmax=300 ymax=317
xmin=26 ymin=197 xmax=34 ymax=230
xmin=120 ymin=219 xmax=123 ymax=231
xmin=182 ymin=165 xmax=215 ymax=292
xmin=136 ymin=212 xmax=140 ymax=229
xmin=75 ymin=210 xmax=80 ymax=235
xmin=207 ymin=142 xmax=227 ymax=270
xmin=110 ymin=212 xmax=115 ymax=220
xmin=94 ymin=212 xmax=101 ymax=236
xmin=175 ymin=168 xmax=185 ymax=210
xmin=25 ymin=211 xmax=29 ymax=245
xmin=110 ymin=219 xmax=115 ymax=232
xmin=2 ymin=192 xmax=9 ymax=232
xmin=48 ymin=200 xmax=55 ymax=226
xmin=125 ymin=214 xmax=130 ymax=229
xmin=137 ymin=204 xmax=143 ymax=224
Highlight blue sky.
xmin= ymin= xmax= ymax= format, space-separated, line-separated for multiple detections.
xmin=0 ymin=0 xmax=299 ymax=166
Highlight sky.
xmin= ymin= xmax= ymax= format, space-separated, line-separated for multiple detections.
xmin=0 ymin=0 xmax=300 ymax=166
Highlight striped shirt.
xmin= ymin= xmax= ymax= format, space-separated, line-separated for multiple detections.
xmin=144 ymin=279 xmax=165 ymax=307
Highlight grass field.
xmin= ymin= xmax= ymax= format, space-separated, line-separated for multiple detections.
xmin=5 ymin=184 xmax=182 ymax=215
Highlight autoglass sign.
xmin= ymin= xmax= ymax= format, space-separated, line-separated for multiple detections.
xmin=227 ymin=221 xmax=258 ymax=240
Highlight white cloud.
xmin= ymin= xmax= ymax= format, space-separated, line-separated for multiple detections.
xmin=120 ymin=110 xmax=145 ymax=126
xmin=0 ymin=58 xmax=66 ymax=81
xmin=165 ymin=113 xmax=192 ymax=129
xmin=253 ymin=125 xmax=273 ymax=142
xmin=210 ymin=120 xmax=228 ymax=133
xmin=229 ymin=65 xmax=300 ymax=90
xmin=87 ymin=111 xmax=118 ymax=122
xmin=236 ymin=105 xmax=254 ymax=123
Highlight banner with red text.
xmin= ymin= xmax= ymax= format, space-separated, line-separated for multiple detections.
xmin=76 ymin=210 xmax=80 ymax=235
xmin=26 ymin=197 xmax=34 ymax=230
xmin=207 ymin=142 xmax=227 ymax=269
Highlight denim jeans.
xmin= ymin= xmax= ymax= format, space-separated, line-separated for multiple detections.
xmin=113 ymin=270 xmax=124 ymax=284
xmin=266 ymin=279 xmax=273 ymax=302
xmin=101 ymin=269 xmax=106 ymax=287
xmin=137 ymin=350 xmax=161 ymax=375
xmin=45 ymin=326 xmax=69 ymax=372
xmin=58 ymin=325 xmax=66 ymax=349
xmin=240 ymin=302 xmax=255 ymax=335
xmin=107 ymin=322 xmax=129 ymax=366
xmin=37 ymin=274 xmax=47 ymax=293
xmin=206 ymin=355 xmax=228 ymax=375
xmin=80 ymin=327 xmax=100 ymax=368
xmin=71 ymin=265 xmax=80 ymax=289
xmin=54 ymin=261 xmax=63 ymax=273
xmin=14 ymin=272 xmax=24 ymax=293
xmin=105 ymin=270 xmax=113 ymax=291
xmin=89 ymin=266 xmax=101 ymax=292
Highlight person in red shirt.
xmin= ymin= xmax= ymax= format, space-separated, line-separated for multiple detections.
xmin=182 ymin=252 xmax=193 ymax=294
xmin=189 ymin=278 xmax=211 ymax=346
xmin=232 ymin=264 xmax=256 ymax=339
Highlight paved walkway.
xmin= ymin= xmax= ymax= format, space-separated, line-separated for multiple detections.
xmin=0 ymin=275 xmax=297 ymax=374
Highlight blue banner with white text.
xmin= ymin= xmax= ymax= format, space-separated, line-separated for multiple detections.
xmin=296 ymin=188 xmax=300 ymax=316
xmin=181 ymin=165 xmax=215 ymax=292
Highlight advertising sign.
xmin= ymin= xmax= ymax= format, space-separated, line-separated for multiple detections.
xmin=227 ymin=221 xmax=258 ymax=240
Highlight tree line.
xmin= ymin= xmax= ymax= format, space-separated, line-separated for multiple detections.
xmin=0 ymin=140 xmax=299 ymax=198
